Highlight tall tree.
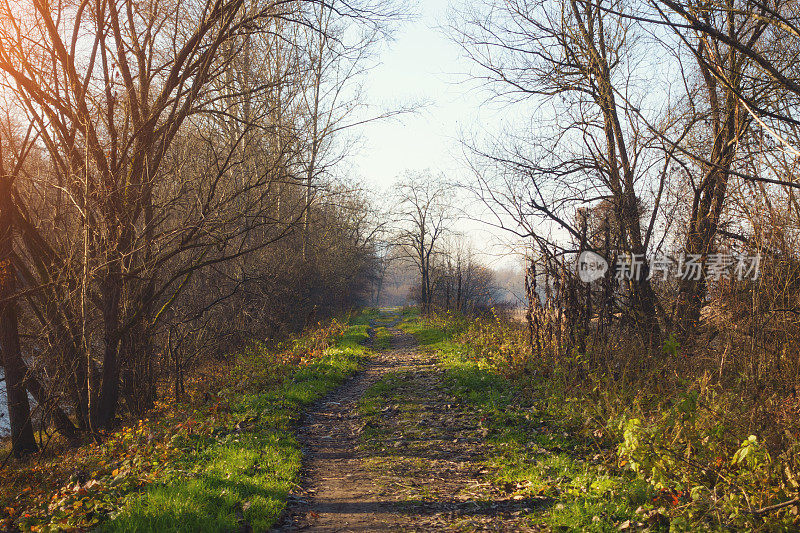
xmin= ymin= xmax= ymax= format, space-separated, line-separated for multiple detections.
xmin=394 ymin=174 xmax=454 ymax=313
xmin=652 ymin=0 xmax=782 ymax=341
xmin=0 ymin=128 xmax=37 ymax=457
xmin=453 ymin=0 xmax=665 ymax=347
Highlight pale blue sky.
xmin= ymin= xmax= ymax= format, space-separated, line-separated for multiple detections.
xmin=353 ymin=0 xmax=493 ymax=191
xmin=349 ymin=0 xmax=682 ymax=270
xmin=350 ymin=0 xmax=526 ymax=267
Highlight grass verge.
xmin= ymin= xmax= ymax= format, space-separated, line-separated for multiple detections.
xmin=2 ymin=314 xmax=373 ymax=532
xmin=401 ymin=313 xmax=664 ymax=532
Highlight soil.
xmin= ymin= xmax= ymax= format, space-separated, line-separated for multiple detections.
xmin=273 ymin=319 xmax=545 ymax=532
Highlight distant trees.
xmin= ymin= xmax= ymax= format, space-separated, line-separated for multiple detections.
xmin=0 ymin=0 xmax=393 ymax=454
xmin=433 ymin=243 xmax=498 ymax=314
xmin=394 ymin=174 xmax=455 ymax=313
xmin=391 ymin=173 xmax=499 ymax=314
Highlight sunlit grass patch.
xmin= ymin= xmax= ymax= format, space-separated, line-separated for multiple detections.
xmin=349 ymin=308 xmax=379 ymax=326
xmin=106 ymin=432 xmax=297 ymax=533
xmin=373 ymin=327 xmax=393 ymax=350
xmin=485 ymin=429 xmax=656 ymax=532
xmin=401 ymin=306 xmax=418 ymax=317
xmin=101 ymin=324 xmax=369 ymax=532
xmin=402 ymin=312 xmax=654 ymax=532
xmin=335 ymin=324 xmax=371 ymax=349
xmin=438 ymin=351 xmax=512 ymax=411
xmin=398 ymin=314 xmax=456 ymax=347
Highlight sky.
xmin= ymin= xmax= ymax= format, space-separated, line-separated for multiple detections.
xmin=354 ymin=0 xmax=478 ymax=188
xmin=345 ymin=0 xmax=685 ymax=272
xmin=348 ymin=0 xmax=526 ymax=270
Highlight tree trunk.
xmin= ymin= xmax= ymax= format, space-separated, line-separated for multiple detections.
xmin=674 ymin=163 xmax=731 ymax=343
xmin=0 ymin=299 xmax=38 ymax=457
xmin=92 ymin=262 xmax=122 ymax=432
xmin=675 ymin=39 xmax=740 ymax=345
xmin=456 ymin=270 xmax=462 ymax=312
xmin=0 ymin=172 xmax=38 ymax=457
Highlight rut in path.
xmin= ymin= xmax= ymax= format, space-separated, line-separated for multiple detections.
xmin=273 ymin=316 xmax=544 ymax=532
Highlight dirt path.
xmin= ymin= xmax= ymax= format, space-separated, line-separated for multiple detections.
xmin=273 ymin=316 xmax=542 ymax=532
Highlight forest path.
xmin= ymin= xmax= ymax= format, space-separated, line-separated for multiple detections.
xmin=273 ymin=311 xmax=540 ymax=532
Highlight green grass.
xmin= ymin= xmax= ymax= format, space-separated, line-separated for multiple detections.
xmin=349 ymin=308 xmax=379 ymax=326
xmin=372 ymin=327 xmax=393 ymax=350
xmin=103 ymin=319 xmax=371 ymax=533
xmin=402 ymin=313 xmax=657 ymax=532
xmin=399 ymin=317 xmax=451 ymax=347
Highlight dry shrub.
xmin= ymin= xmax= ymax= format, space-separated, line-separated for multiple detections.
xmin=463 ymin=301 xmax=800 ymax=527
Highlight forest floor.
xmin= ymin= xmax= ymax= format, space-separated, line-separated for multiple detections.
xmin=0 ymin=315 xmax=374 ymax=532
xmin=10 ymin=308 xmax=785 ymax=531
xmin=273 ymin=310 xmax=653 ymax=532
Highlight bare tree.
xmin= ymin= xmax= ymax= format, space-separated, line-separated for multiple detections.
xmin=453 ymin=0 xmax=666 ymax=347
xmin=296 ymin=1 xmax=411 ymax=260
xmin=434 ymin=239 xmax=498 ymax=314
xmin=639 ymin=0 xmax=774 ymax=342
xmin=394 ymin=174 xmax=455 ymax=313
xmin=0 ymin=0 xmax=396 ymax=453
